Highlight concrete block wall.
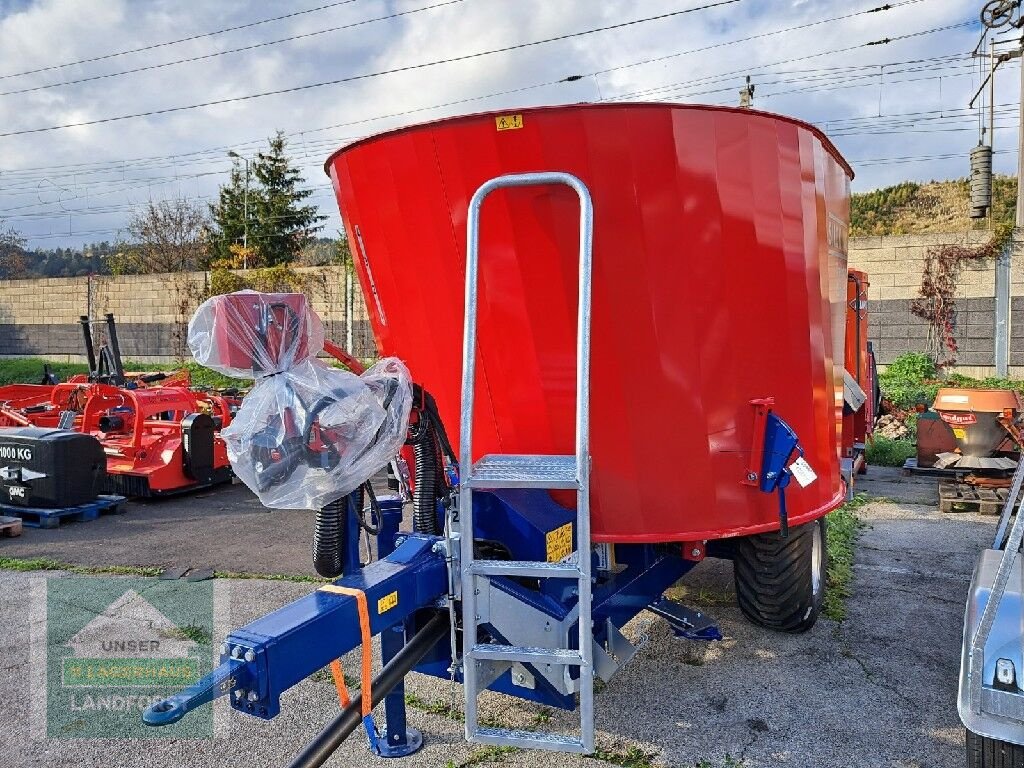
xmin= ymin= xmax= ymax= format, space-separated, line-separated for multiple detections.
xmin=849 ymin=231 xmax=1011 ymax=377
xmin=0 ymin=232 xmax=1015 ymax=376
xmin=0 ymin=267 xmax=375 ymax=363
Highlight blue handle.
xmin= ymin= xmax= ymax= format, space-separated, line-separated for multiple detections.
xmin=142 ymin=656 xmax=249 ymax=726
xmin=758 ymin=411 xmax=802 ymax=538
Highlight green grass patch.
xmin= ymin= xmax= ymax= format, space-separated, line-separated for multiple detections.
xmin=823 ymin=494 xmax=869 ymax=622
xmin=0 ymin=357 xmax=247 ymax=390
xmin=0 ymin=556 xmax=163 ymax=577
xmin=0 ymin=556 xmax=323 ymax=583
xmin=865 ymin=436 xmax=916 ymax=467
xmin=454 ymin=745 xmax=521 ymax=766
xmin=695 ymin=757 xmax=745 ymax=768
xmin=163 ymin=623 xmax=212 ymax=644
xmin=590 ymin=745 xmax=659 ymax=767
xmin=405 ymin=693 xmax=463 ymax=722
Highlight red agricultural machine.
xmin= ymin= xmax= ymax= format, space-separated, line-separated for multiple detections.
xmin=147 ymin=103 xmax=856 ymax=763
xmin=0 ymin=314 xmax=238 ymax=500
xmin=840 ymin=269 xmax=880 ymax=496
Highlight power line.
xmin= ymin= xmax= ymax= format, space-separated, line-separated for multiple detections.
xmin=607 ymin=54 xmax=971 ymax=101
xmin=589 ymin=0 xmax=934 ymax=81
xmin=1 ymin=1 xmax=985 ymax=235
xmin=0 ymin=0 xmax=363 ymax=81
xmin=607 ymin=20 xmax=977 ymax=103
xmin=613 ymin=57 xmax=974 ymax=104
xmin=0 ymin=0 xmax=740 ymax=138
xmin=0 ymin=0 xmax=936 ymax=179
xmin=0 ymin=0 xmax=466 ymax=98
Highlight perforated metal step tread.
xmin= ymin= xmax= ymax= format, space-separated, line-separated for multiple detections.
xmin=470 ymin=560 xmax=580 ymax=578
xmin=475 ymin=726 xmax=587 ymax=753
xmin=470 ymin=643 xmax=585 ymax=665
xmin=466 ymin=454 xmax=578 ymax=489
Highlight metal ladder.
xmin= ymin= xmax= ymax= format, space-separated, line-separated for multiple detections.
xmin=458 ymin=172 xmax=595 ymax=754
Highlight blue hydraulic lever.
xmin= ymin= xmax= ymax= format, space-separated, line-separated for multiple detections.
xmin=758 ymin=411 xmax=802 ymax=538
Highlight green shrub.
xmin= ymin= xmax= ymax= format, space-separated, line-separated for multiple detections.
xmin=879 ymin=352 xmax=1024 ymax=411
xmin=865 ymin=436 xmax=916 ymax=467
xmin=878 ymin=352 xmax=938 ymax=410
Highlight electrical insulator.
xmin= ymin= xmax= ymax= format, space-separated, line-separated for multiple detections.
xmin=970 ymin=143 xmax=993 ymax=219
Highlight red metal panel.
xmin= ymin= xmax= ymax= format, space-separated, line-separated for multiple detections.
xmin=326 ymin=103 xmax=851 ymax=543
xmin=843 ymin=270 xmax=870 ymax=457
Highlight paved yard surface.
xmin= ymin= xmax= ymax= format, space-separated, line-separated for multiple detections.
xmin=0 ymin=467 xmax=996 ymax=766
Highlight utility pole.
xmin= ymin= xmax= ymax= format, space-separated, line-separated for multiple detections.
xmin=974 ymin=1 xmax=1022 ymax=376
xmin=227 ymin=150 xmax=251 ymax=269
xmin=998 ymin=42 xmax=1024 ymax=377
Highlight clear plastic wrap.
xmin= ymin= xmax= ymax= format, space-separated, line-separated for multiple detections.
xmin=188 ymin=291 xmax=412 ymax=510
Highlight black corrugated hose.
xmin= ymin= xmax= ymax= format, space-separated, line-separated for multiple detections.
xmin=411 ymin=419 xmax=440 ymax=535
xmin=312 ymin=485 xmax=364 ymax=578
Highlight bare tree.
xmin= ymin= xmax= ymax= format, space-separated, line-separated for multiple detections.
xmin=126 ymin=199 xmax=210 ymax=273
xmin=0 ymin=219 xmax=27 ymax=279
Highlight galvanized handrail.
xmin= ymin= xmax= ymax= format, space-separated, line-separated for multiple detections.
xmin=970 ymin=458 xmax=1024 ymax=712
xmin=992 ymin=462 xmax=1024 ymax=549
xmin=458 ymin=171 xmax=595 ymax=753
xmin=458 ymin=171 xmax=594 ymax=476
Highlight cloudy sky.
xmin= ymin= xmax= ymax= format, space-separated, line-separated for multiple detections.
xmin=0 ymin=0 xmax=1012 ymax=248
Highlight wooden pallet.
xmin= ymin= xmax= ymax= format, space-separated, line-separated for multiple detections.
xmin=939 ymin=481 xmax=1017 ymax=515
xmin=0 ymin=495 xmax=127 ymax=529
xmin=0 ymin=515 xmax=22 ymax=538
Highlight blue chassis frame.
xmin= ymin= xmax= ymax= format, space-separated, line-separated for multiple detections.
xmin=142 ymin=411 xmax=803 ymax=754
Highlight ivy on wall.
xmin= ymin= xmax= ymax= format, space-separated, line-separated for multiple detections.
xmin=909 ymin=223 xmax=1011 ymax=365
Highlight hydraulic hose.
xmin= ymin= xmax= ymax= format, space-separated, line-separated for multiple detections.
xmin=412 ymin=419 xmax=439 ymax=535
xmin=287 ymin=611 xmax=449 ymax=768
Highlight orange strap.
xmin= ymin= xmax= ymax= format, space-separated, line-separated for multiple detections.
xmin=328 ymin=659 xmax=351 ymax=708
xmin=319 ymin=584 xmax=373 ymax=718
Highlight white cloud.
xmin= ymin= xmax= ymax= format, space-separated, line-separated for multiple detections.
xmin=0 ymin=0 xmax=1003 ymax=247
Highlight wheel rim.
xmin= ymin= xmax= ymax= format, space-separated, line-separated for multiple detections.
xmin=810 ymin=521 xmax=824 ymax=598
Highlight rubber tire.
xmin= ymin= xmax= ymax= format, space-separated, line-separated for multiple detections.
xmin=967 ymin=729 xmax=1024 ymax=767
xmin=733 ymin=517 xmax=827 ymax=633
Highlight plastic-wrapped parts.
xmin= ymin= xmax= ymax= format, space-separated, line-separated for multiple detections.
xmin=188 ymin=291 xmax=412 ymax=510
xmin=188 ymin=291 xmax=326 ymax=378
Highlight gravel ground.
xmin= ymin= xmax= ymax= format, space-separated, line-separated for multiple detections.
xmin=0 ymin=467 xmax=994 ymax=767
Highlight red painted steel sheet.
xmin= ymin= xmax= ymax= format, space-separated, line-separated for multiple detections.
xmin=843 ymin=269 xmax=870 ymax=457
xmin=326 ymin=103 xmax=851 ymax=542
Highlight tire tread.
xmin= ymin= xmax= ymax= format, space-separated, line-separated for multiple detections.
xmin=967 ymin=729 xmax=1024 ymax=768
xmin=733 ymin=519 xmax=826 ymax=633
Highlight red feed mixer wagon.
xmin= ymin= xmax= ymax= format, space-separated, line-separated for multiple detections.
xmin=145 ymin=103 xmax=861 ymax=761
xmin=328 ymin=103 xmax=852 ymax=545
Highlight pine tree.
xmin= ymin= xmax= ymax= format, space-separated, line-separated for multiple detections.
xmin=250 ymin=132 xmax=325 ymax=266
xmin=209 ymin=133 xmax=325 ymax=267
xmin=208 ymin=164 xmax=251 ymax=264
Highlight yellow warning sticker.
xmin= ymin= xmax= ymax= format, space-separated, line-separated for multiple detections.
xmin=377 ymin=591 xmax=398 ymax=614
xmin=546 ymin=523 xmax=573 ymax=562
xmin=952 ymin=427 xmax=967 ymax=439
xmin=495 ymin=114 xmax=524 ymax=131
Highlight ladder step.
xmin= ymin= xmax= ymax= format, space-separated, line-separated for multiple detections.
xmin=473 ymin=726 xmax=588 ymax=753
xmin=470 ymin=643 xmax=584 ymax=665
xmin=470 ymin=560 xmax=580 ymax=579
xmin=466 ymin=454 xmax=579 ymax=489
